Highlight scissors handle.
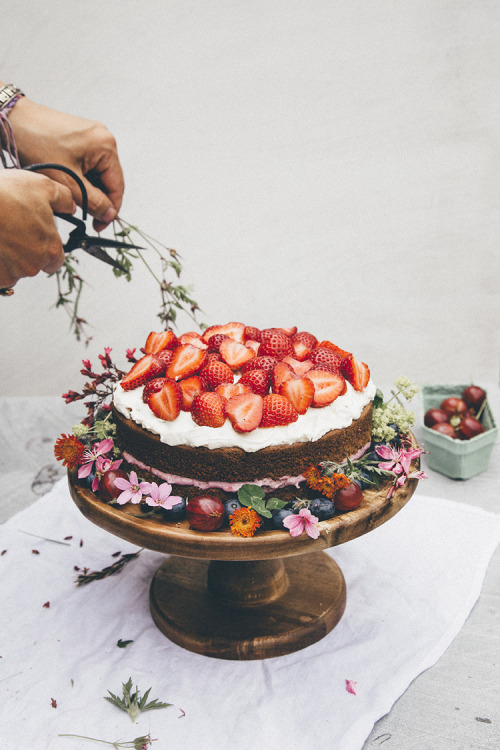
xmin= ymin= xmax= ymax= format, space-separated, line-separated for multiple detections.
xmin=24 ymin=163 xmax=88 ymax=219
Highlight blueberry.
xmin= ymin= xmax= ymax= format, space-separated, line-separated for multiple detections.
xmin=83 ymin=470 xmax=96 ymax=490
xmin=223 ymin=497 xmax=242 ymax=523
xmin=309 ymin=497 xmax=335 ymax=521
xmin=354 ymin=469 xmax=374 ymax=490
xmin=161 ymin=497 xmax=186 ymax=522
xmin=271 ymin=508 xmax=295 ymax=530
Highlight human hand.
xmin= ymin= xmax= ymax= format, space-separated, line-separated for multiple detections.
xmin=8 ymin=96 xmax=124 ymax=231
xmin=0 ymin=169 xmax=75 ymax=288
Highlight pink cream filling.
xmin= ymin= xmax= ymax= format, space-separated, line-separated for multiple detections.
xmin=122 ymin=441 xmax=371 ymax=493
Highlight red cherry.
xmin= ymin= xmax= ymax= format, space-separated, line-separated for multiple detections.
xmin=334 ymin=482 xmax=364 ymax=512
xmin=440 ymin=397 xmax=468 ymax=417
xmin=424 ymin=408 xmax=449 ymax=428
xmin=431 ymin=423 xmax=458 ymax=438
xmin=186 ymin=495 xmax=225 ymax=531
xmin=97 ymin=469 xmax=130 ymax=501
xmin=461 ymin=385 xmax=486 ymax=413
xmin=457 ymin=416 xmax=485 ymax=440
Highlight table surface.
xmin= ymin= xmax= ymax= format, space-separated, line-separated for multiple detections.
xmin=1 ymin=388 xmax=499 ymax=749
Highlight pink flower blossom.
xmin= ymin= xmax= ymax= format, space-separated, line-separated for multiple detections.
xmin=283 ymin=508 xmax=320 ymax=539
xmin=376 ymin=444 xmax=428 ymax=498
xmin=141 ymin=482 xmax=183 ymax=510
xmin=78 ymin=438 xmax=115 ymax=484
xmin=114 ymin=471 xmax=147 ymax=505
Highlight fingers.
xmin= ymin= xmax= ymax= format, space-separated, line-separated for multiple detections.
xmin=48 ymin=180 xmax=76 ymax=215
xmin=84 ymin=145 xmax=125 ymax=231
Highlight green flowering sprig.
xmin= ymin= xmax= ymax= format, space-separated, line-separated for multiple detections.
xmin=371 ymin=376 xmax=419 ymax=442
xmin=53 ymin=219 xmax=204 ymax=345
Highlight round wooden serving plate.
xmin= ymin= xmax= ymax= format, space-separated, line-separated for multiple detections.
xmin=68 ymin=469 xmax=418 ymax=660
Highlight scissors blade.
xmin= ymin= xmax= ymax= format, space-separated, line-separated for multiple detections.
xmin=94 ymin=237 xmax=145 ymax=251
xmin=82 ymin=244 xmax=128 ymax=272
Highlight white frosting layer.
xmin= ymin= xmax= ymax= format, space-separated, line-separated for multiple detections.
xmin=113 ymin=378 xmax=376 ymax=452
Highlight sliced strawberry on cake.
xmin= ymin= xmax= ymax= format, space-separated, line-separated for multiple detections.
xmin=165 ymin=344 xmax=207 ymax=381
xmin=271 ymin=361 xmax=296 ymax=392
xmin=147 ymin=380 xmax=182 ymax=421
xmin=120 ymin=354 xmax=166 ymax=391
xmin=142 ymin=377 xmax=166 ymax=403
xmin=279 ymin=377 xmax=315 ymax=414
xmin=306 ymin=369 xmax=347 ymax=407
xmin=144 ymin=330 xmax=178 ymax=354
xmin=341 ymin=354 xmax=370 ymax=391
xmin=178 ymin=375 xmax=203 ymax=411
xmin=203 ymin=321 xmax=246 ymax=344
xmin=215 ymin=382 xmax=252 ymax=399
xmin=291 ymin=331 xmax=318 ymax=361
xmin=219 ymin=339 xmax=256 ymax=369
xmin=225 ymin=392 xmax=264 ymax=433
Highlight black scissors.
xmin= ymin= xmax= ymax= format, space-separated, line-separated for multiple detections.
xmin=23 ymin=162 xmax=143 ymax=272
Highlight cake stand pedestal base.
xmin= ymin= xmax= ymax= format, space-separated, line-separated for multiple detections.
xmin=149 ymin=552 xmax=346 ymax=660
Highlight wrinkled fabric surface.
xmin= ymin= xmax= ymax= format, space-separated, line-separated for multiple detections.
xmin=0 ymin=478 xmax=498 ymax=750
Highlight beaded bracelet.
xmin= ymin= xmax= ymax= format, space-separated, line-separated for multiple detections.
xmin=0 ymin=84 xmax=24 ymax=112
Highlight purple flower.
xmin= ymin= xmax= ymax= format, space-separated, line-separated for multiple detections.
xmin=141 ymin=482 xmax=183 ymax=510
xmin=283 ymin=508 xmax=320 ymax=539
xmin=114 ymin=471 xmax=147 ymax=505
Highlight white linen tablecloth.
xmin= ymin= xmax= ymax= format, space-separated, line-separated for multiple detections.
xmin=0 ymin=478 xmax=498 ymax=750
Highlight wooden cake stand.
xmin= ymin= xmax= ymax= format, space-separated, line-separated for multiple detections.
xmin=68 ymin=470 xmax=418 ymax=660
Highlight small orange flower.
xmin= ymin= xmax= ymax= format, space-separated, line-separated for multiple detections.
xmin=304 ymin=465 xmax=350 ymax=498
xmin=54 ymin=434 xmax=85 ymax=468
xmin=303 ymin=465 xmax=322 ymax=490
xmin=229 ymin=507 xmax=262 ymax=538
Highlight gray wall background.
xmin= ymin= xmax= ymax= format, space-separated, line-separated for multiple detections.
xmin=1 ymin=0 xmax=498 ymax=396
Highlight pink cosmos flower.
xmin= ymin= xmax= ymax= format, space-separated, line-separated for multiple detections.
xmin=141 ymin=481 xmax=183 ymax=510
xmin=78 ymin=438 xmax=115 ymax=486
xmin=114 ymin=471 xmax=147 ymax=505
xmin=376 ymin=444 xmax=428 ymax=498
xmin=283 ymin=508 xmax=320 ymax=539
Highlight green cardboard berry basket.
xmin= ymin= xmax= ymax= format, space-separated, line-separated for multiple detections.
xmin=421 ymin=384 xmax=498 ymax=480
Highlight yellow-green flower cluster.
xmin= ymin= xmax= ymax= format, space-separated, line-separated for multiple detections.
xmin=393 ymin=376 xmax=419 ymax=401
xmin=372 ymin=402 xmax=416 ymax=441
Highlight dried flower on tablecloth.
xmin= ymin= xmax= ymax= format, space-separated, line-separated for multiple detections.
xmin=54 ymin=434 xmax=85 ymax=468
xmin=58 ymin=732 xmax=157 ymax=748
xmin=229 ymin=506 xmax=262 ymax=537
xmin=104 ymin=677 xmax=172 ymax=722
xmin=75 ymin=550 xmax=141 ymax=586
xmin=345 ymin=679 xmax=357 ymax=695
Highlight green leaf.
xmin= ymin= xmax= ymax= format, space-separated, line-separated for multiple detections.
xmin=238 ymin=484 xmax=265 ymax=507
xmin=265 ymin=497 xmax=288 ymax=511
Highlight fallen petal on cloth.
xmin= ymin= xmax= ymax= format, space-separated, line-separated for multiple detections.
xmin=0 ymin=479 xmax=498 ymax=750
